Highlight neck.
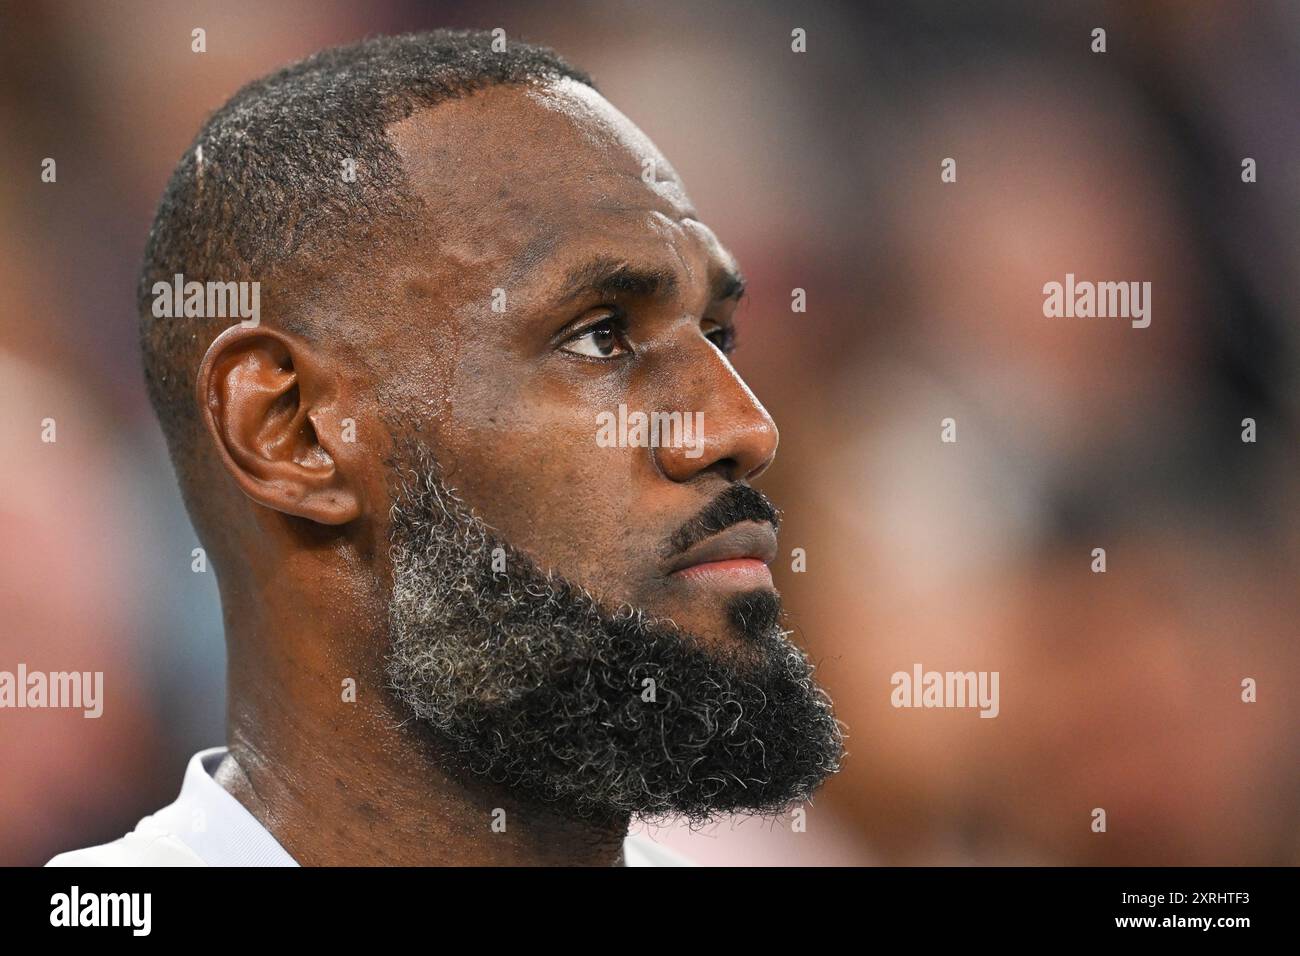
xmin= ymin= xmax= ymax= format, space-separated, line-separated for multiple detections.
xmin=216 ymin=586 xmax=631 ymax=866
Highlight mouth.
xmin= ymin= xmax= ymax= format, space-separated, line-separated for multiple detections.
xmin=665 ymin=522 xmax=778 ymax=590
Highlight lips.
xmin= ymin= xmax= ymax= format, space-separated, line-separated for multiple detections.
xmin=666 ymin=522 xmax=778 ymax=576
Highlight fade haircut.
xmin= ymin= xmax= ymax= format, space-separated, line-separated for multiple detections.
xmin=137 ymin=30 xmax=592 ymax=496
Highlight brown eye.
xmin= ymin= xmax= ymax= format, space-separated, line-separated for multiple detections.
xmin=561 ymin=317 xmax=630 ymax=358
xmin=701 ymin=319 xmax=736 ymax=354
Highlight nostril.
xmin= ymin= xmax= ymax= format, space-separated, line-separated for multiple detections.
xmin=710 ymin=458 xmax=739 ymax=481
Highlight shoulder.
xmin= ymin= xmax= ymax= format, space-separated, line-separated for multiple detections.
xmin=46 ymin=816 xmax=207 ymax=867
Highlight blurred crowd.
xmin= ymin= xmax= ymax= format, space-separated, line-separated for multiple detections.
xmin=2 ymin=0 xmax=1296 ymax=866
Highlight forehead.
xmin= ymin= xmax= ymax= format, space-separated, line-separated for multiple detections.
xmin=385 ymin=78 xmax=731 ymax=293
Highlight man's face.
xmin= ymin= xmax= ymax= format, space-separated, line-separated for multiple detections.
xmin=342 ymin=79 xmax=841 ymax=820
xmin=374 ymin=79 xmax=778 ymax=647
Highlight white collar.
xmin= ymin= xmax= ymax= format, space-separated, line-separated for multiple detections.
xmin=149 ymin=746 xmax=299 ymax=866
xmin=149 ymin=746 xmax=688 ymax=866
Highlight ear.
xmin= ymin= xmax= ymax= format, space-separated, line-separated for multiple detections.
xmin=196 ymin=325 xmax=363 ymax=525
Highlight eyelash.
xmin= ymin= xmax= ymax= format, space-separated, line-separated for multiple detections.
xmin=561 ymin=311 xmax=630 ymax=359
xmin=559 ymin=310 xmax=737 ymax=358
xmin=705 ymin=322 xmax=737 ymax=354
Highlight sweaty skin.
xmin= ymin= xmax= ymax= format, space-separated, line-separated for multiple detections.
xmin=197 ymin=79 xmax=779 ymax=865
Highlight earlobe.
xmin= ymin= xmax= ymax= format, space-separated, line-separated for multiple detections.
xmin=197 ymin=325 xmax=363 ymax=525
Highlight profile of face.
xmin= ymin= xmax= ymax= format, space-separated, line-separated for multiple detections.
xmin=202 ymin=75 xmax=843 ymax=825
xmin=372 ymin=79 xmax=842 ymax=821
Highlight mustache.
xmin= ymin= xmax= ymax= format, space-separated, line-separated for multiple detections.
xmin=666 ymin=485 xmax=781 ymax=558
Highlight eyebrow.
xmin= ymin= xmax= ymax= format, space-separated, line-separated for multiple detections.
xmin=712 ymin=268 xmax=746 ymax=302
xmin=554 ymin=256 xmax=745 ymax=306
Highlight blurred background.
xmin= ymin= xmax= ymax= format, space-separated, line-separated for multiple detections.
xmin=2 ymin=0 xmax=1297 ymax=866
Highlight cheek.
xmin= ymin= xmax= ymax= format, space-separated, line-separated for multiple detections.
xmin=437 ymin=363 xmax=648 ymax=572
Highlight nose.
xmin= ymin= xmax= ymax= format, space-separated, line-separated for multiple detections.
xmin=654 ymin=347 xmax=778 ymax=483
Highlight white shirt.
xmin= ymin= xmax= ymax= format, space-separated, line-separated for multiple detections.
xmin=46 ymin=746 xmax=691 ymax=867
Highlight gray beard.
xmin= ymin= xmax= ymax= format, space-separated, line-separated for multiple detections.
xmin=384 ymin=439 xmax=844 ymax=825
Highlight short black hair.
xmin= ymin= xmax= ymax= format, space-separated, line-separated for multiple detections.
xmin=138 ymin=29 xmax=592 ymax=494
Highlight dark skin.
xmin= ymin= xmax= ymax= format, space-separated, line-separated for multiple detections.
xmin=194 ymin=79 xmax=778 ymax=865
